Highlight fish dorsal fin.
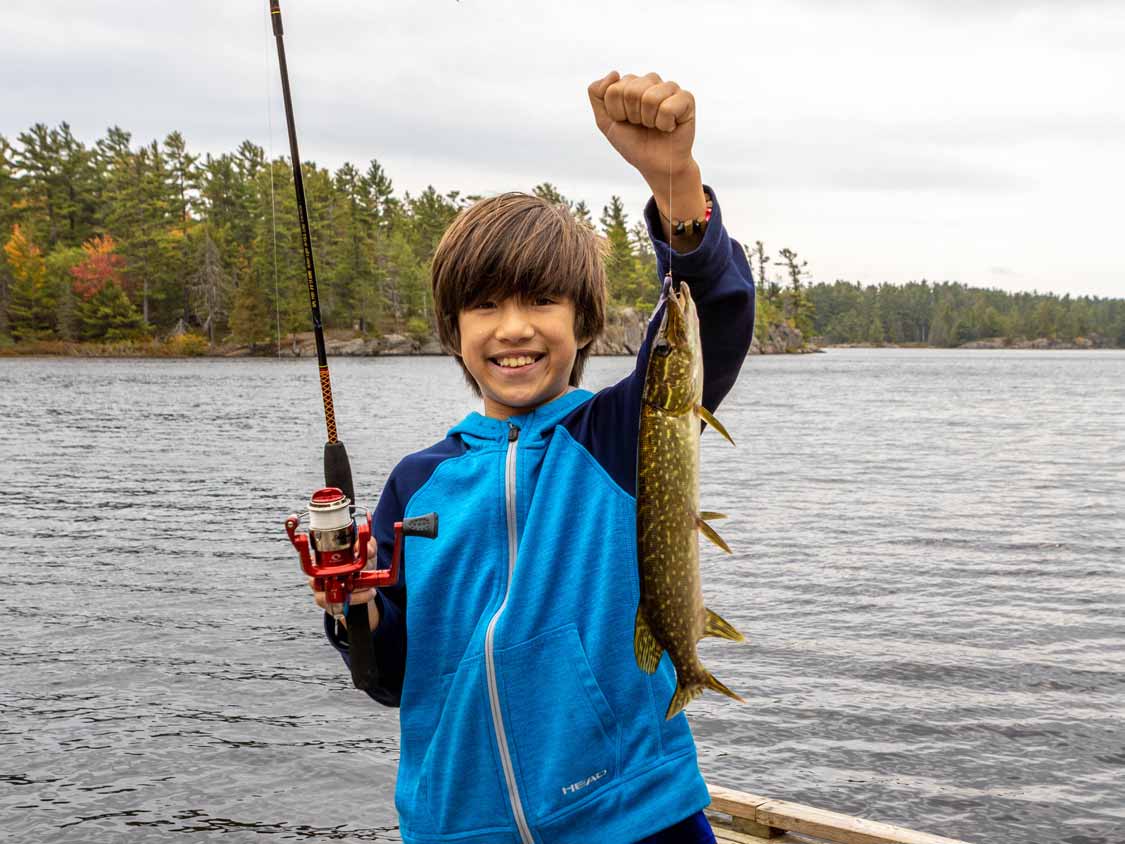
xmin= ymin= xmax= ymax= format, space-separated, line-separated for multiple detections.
xmin=695 ymin=404 xmax=734 ymax=445
xmin=703 ymin=607 xmax=746 ymax=643
xmin=696 ymin=514 xmax=732 ymax=553
xmin=633 ymin=606 xmax=664 ymax=674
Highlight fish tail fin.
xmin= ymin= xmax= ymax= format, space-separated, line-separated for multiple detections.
xmin=704 ymin=670 xmax=745 ymax=704
xmin=696 ymin=514 xmax=732 ymax=553
xmin=634 ymin=606 xmax=664 ymax=674
xmin=665 ymin=679 xmax=705 ymax=720
xmin=695 ymin=404 xmax=735 ymax=445
xmin=703 ymin=607 xmax=746 ymax=642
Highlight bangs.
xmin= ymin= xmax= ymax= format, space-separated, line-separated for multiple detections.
xmin=456 ymin=201 xmax=595 ymax=310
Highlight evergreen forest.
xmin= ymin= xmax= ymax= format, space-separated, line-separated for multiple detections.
xmin=1 ymin=122 xmax=1121 ymax=352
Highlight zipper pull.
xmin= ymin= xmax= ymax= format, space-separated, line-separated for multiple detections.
xmin=507 ymin=423 xmax=519 ymax=442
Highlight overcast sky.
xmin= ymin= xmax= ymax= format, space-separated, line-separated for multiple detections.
xmin=3 ymin=0 xmax=1123 ymax=298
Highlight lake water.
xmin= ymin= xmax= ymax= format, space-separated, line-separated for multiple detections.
xmin=1 ymin=349 xmax=1122 ymax=844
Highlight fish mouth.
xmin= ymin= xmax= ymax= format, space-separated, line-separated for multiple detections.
xmin=662 ymin=282 xmax=690 ymax=346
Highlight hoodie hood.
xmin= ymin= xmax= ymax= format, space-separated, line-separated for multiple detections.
xmin=447 ymin=388 xmax=593 ymax=447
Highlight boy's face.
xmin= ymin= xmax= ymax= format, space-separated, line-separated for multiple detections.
xmin=457 ymin=294 xmax=587 ymax=420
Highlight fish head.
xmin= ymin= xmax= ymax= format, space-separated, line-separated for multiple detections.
xmin=643 ymin=281 xmax=702 ymax=415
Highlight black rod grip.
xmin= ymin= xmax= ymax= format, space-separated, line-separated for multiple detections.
xmin=323 ymin=441 xmax=355 ymax=508
xmin=270 ymin=0 xmax=283 ymax=36
xmin=323 ymin=438 xmax=374 ymax=689
xmin=345 ymin=601 xmax=377 ymax=690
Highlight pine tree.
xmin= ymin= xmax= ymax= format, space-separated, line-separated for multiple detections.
xmin=751 ymin=241 xmax=776 ymax=302
xmin=163 ymin=131 xmax=201 ymax=326
xmin=777 ymin=247 xmax=814 ymax=337
xmin=532 ymin=182 xmax=569 ymax=208
xmin=11 ymin=124 xmax=97 ymax=249
xmin=76 ymin=283 xmax=146 ymax=341
xmin=573 ymin=200 xmax=593 ymax=230
xmin=600 ymin=196 xmax=636 ymax=305
xmin=0 ymin=137 xmax=17 ymax=337
xmin=630 ymin=220 xmax=658 ymax=310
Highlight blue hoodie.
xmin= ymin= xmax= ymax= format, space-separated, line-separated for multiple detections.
xmin=327 ymin=189 xmax=755 ymax=844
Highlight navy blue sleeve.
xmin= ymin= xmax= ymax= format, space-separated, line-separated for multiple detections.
xmin=563 ymin=186 xmax=755 ymax=497
xmin=324 ymin=436 xmax=466 ymax=707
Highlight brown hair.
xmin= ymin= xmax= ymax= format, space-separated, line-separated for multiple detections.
xmin=431 ymin=192 xmax=607 ymax=394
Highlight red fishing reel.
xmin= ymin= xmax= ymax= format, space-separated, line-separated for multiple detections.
xmin=284 ymin=487 xmax=438 ymax=617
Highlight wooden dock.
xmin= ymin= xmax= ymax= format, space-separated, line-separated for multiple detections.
xmin=707 ymin=785 xmax=973 ymax=844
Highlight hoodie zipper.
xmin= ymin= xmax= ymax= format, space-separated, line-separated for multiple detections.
xmin=484 ymin=423 xmax=534 ymax=844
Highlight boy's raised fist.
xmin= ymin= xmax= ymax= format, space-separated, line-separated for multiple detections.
xmin=588 ymin=70 xmax=697 ymax=182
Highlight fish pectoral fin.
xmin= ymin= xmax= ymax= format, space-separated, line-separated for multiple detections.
xmin=703 ymin=607 xmax=746 ymax=643
xmin=633 ymin=606 xmax=664 ymax=674
xmin=665 ymin=680 xmax=705 ymax=720
xmin=695 ymin=404 xmax=735 ymax=446
xmin=698 ymin=511 xmax=727 ymax=521
xmin=696 ymin=515 xmax=733 ymax=553
xmin=704 ymin=671 xmax=745 ymax=704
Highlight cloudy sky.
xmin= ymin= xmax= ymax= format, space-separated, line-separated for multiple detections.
xmin=3 ymin=0 xmax=1123 ymax=297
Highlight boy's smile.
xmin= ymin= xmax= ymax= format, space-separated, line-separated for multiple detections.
xmin=458 ymin=295 xmax=587 ymax=420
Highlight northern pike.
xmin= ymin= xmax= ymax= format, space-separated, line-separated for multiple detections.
xmin=635 ymin=278 xmax=746 ymax=719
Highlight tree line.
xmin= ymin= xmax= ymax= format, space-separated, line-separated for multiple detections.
xmin=803 ymin=279 xmax=1125 ymax=347
xmin=0 ymin=122 xmax=661 ymax=348
xmin=3 ymin=122 xmax=1121 ymax=352
xmin=747 ymin=243 xmax=1124 ymax=348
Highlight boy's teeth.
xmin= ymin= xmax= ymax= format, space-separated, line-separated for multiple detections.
xmin=497 ymin=356 xmax=536 ymax=368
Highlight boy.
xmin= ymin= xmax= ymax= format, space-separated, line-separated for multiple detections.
xmin=310 ymin=70 xmax=755 ymax=844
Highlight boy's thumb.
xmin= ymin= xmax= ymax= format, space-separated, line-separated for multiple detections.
xmin=587 ymin=71 xmax=619 ymax=132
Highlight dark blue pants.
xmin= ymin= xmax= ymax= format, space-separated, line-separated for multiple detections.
xmin=635 ymin=810 xmax=716 ymax=844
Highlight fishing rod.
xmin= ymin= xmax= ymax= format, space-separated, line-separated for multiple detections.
xmin=270 ymin=0 xmax=437 ymax=692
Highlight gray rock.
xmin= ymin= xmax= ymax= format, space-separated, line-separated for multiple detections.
xmin=379 ymin=333 xmax=418 ymax=355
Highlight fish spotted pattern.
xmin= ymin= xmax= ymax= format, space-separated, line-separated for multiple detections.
xmin=635 ymin=278 xmax=746 ymax=719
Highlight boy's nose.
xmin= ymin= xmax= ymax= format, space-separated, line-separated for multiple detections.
xmin=495 ymin=302 xmax=535 ymax=341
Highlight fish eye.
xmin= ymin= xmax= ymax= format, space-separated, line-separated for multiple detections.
xmin=653 ymin=338 xmax=672 ymax=357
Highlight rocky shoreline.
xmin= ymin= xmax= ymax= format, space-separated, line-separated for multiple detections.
xmin=8 ymin=326 xmax=1120 ymax=358
xmin=224 ymin=309 xmax=819 ymax=358
xmin=820 ymin=335 xmax=1117 ymax=351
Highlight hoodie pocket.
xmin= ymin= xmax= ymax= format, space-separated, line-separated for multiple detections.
xmin=498 ymin=625 xmax=620 ymax=823
xmin=414 ymin=657 xmax=512 ymax=836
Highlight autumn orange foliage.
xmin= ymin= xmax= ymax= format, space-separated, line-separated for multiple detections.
xmin=70 ymin=234 xmax=127 ymax=300
xmin=3 ymin=224 xmax=46 ymax=285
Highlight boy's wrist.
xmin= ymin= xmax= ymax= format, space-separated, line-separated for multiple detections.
xmin=644 ymin=160 xmax=707 ymax=249
xmin=645 ymin=162 xmax=704 ymax=214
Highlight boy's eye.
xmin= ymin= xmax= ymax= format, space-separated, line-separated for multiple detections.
xmin=473 ymin=301 xmax=497 ymax=310
xmin=532 ymin=296 xmax=556 ymax=306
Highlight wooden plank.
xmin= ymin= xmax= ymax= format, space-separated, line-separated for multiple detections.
xmin=713 ymin=827 xmax=810 ymax=844
xmin=707 ymin=784 xmax=974 ymax=844
xmin=755 ymin=798 xmax=971 ymax=844
xmin=709 ymin=784 xmax=773 ymax=818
